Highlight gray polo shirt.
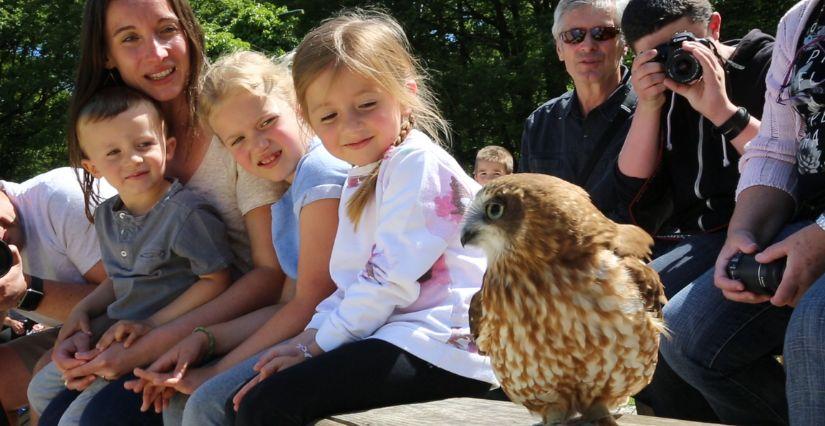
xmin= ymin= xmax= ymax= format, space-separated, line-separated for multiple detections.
xmin=95 ymin=180 xmax=234 ymax=321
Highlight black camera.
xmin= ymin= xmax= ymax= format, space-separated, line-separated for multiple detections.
xmin=0 ymin=240 xmax=12 ymax=278
xmin=652 ymin=31 xmax=714 ymax=85
xmin=726 ymin=253 xmax=786 ymax=296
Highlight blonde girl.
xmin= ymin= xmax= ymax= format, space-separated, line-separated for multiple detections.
xmin=230 ymin=11 xmax=498 ymax=426
xmin=124 ymin=51 xmax=348 ymax=426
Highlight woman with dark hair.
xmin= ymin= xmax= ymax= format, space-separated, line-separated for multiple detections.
xmin=33 ymin=0 xmax=286 ymax=424
xmin=661 ymin=0 xmax=825 ymax=424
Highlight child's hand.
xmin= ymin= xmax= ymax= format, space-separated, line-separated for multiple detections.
xmin=96 ymin=320 xmax=153 ymax=350
xmin=231 ymin=347 xmax=304 ymax=411
xmin=130 ymin=329 xmax=212 ymax=390
xmin=56 ymin=309 xmax=92 ymax=346
xmin=4 ymin=315 xmax=25 ymax=335
xmin=232 ymin=329 xmax=321 ymax=411
xmin=52 ymin=330 xmax=92 ymax=371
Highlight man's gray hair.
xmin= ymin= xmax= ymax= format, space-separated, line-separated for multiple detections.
xmin=551 ymin=0 xmax=628 ymax=41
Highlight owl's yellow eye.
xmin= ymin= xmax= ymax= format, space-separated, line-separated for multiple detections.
xmin=485 ymin=201 xmax=505 ymax=220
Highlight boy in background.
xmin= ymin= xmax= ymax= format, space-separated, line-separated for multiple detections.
xmin=473 ymin=145 xmax=513 ymax=185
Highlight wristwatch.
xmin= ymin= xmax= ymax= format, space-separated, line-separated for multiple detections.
xmin=816 ymin=213 xmax=825 ymax=232
xmin=716 ymin=107 xmax=751 ymax=140
xmin=16 ymin=276 xmax=44 ymax=311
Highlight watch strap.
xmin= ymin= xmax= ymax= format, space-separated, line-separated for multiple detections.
xmin=716 ymin=106 xmax=750 ymax=140
xmin=17 ymin=276 xmax=44 ymax=311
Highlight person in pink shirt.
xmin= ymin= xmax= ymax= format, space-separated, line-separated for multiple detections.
xmin=661 ymin=1 xmax=825 ymax=424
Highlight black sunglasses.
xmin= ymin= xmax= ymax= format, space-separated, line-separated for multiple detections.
xmin=559 ymin=26 xmax=620 ymax=44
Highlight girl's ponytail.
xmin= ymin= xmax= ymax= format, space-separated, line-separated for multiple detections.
xmin=346 ymin=115 xmax=414 ymax=228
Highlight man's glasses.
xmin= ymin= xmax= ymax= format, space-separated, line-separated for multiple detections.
xmin=777 ymin=33 xmax=825 ymax=106
xmin=559 ymin=26 xmax=620 ymax=45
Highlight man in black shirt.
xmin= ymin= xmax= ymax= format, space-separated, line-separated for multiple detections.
xmin=617 ymin=0 xmax=774 ymax=421
xmin=519 ymin=0 xmax=634 ymax=221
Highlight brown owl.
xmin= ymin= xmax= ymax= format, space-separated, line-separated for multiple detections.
xmin=461 ymin=174 xmax=666 ymax=425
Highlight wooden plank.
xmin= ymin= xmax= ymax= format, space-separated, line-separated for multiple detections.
xmin=314 ymin=398 xmax=722 ymax=426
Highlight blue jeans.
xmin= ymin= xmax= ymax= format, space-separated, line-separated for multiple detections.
xmin=162 ymin=354 xmax=260 ymax=426
xmin=633 ymin=233 xmax=725 ymax=421
xmin=661 ymin=222 xmax=825 ymax=425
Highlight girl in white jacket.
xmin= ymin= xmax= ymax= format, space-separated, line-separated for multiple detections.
xmin=229 ymin=10 xmax=498 ymax=426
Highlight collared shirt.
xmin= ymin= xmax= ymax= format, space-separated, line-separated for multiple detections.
xmin=96 ymin=180 xmax=234 ymax=321
xmin=519 ymin=67 xmax=635 ymax=220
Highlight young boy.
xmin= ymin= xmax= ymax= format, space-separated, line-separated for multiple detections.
xmin=27 ymin=86 xmax=234 ymax=425
xmin=473 ymin=145 xmax=513 ymax=185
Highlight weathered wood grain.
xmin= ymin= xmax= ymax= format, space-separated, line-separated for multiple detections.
xmin=314 ymin=397 xmax=721 ymax=425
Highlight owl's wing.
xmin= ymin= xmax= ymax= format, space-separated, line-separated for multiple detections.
xmin=620 ymin=257 xmax=667 ymax=318
xmin=612 ymin=223 xmax=654 ymax=261
xmin=469 ymin=288 xmax=487 ymax=355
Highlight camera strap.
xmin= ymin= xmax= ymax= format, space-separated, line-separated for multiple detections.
xmin=711 ymin=42 xmax=745 ymax=72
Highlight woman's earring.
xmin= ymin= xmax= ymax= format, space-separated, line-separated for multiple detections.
xmin=105 ymin=69 xmax=117 ymax=85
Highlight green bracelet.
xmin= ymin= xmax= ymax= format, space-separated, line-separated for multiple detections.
xmin=193 ymin=326 xmax=215 ymax=360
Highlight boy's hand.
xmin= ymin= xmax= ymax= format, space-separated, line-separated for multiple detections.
xmin=663 ymin=41 xmax=736 ymax=126
xmin=631 ymin=49 xmax=668 ymax=112
xmin=56 ymin=309 xmax=92 ymax=347
xmin=96 ymin=320 xmax=153 ymax=350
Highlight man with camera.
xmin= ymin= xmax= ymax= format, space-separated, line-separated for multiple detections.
xmin=614 ymin=0 xmax=774 ymax=421
xmin=0 ymin=168 xmax=113 ymax=425
xmin=519 ymin=0 xmax=634 ymax=221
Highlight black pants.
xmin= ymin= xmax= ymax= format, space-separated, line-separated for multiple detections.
xmin=234 ymin=338 xmax=490 ymax=426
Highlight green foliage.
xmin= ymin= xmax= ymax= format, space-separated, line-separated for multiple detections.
xmin=713 ymin=0 xmax=798 ymax=40
xmin=287 ymin=0 xmax=794 ymax=170
xmin=0 ymin=0 xmax=799 ymax=181
xmin=0 ymin=0 xmax=298 ymax=182
xmin=0 ymin=0 xmax=84 ymax=181
xmin=193 ymin=0 xmax=299 ymax=58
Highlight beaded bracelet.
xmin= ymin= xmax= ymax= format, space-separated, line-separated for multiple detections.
xmin=193 ymin=326 xmax=215 ymax=360
xmin=295 ymin=343 xmax=313 ymax=359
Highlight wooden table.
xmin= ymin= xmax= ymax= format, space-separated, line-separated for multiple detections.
xmin=315 ymin=397 xmax=721 ymax=425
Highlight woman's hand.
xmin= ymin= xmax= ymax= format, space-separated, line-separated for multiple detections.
xmin=231 ymin=329 xmax=321 ymax=411
xmin=756 ymin=223 xmax=825 ymax=307
xmin=51 ymin=331 xmax=98 ymax=390
xmin=714 ymin=229 xmax=772 ymax=304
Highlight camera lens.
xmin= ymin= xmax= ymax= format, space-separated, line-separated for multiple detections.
xmin=666 ymin=50 xmax=702 ymax=84
xmin=726 ymin=253 xmax=786 ymax=296
xmin=0 ymin=240 xmax=12 ymax=278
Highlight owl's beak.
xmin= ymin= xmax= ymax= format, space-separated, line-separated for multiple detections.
xmin=460 ymin=227 xmax=478 ymax=247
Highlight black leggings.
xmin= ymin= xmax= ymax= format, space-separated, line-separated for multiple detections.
xmin=233 ymin=338 xmax=491 ymax=426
